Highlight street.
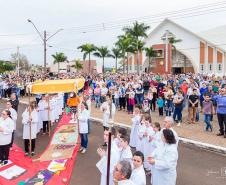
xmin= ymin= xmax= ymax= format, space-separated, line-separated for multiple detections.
xmin=1 ymin=101 xmax=226 ymax=185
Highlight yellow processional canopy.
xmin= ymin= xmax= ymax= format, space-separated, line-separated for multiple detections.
xmin=31 ymin=78 xmax=85 ymax=94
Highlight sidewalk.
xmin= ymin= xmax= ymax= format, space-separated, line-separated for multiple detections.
xmin=18 ymin=97 xmax=226 ymax=151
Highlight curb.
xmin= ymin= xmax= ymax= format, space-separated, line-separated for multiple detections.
xmin=90 ymin=117 xmax=226 ymax=154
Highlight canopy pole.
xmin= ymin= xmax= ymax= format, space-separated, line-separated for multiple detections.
xmin=28 ymin=89 xmax=32 ymax=155
xmin=106 ymin=96 xmax=113 ymax=185
xmin=48 ymin=97 xmax=51 ymax=137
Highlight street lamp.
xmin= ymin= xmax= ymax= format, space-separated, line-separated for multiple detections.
xmin=27 ymin=19 xmax=63 ymax=73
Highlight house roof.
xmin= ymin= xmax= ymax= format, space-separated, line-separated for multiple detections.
xmin=145 ymin=18 xmax=226 ymax=52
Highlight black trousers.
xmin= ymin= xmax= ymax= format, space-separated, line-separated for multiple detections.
xmin=119 ymin=97 xmax=126 ymax=110
xmin=0 ymin=144 xmax=10 ymax=162
xmin=43 ymin=121 xmax=49 ymax=133
xmin=159 ymin=107 xmax=163 ymax=116
xmin=24 ymin=139 xmax=36 ymax=153
xmin=151 ymin=99 xmax=156 ymax=111
xmin=10 ymin=131 xmax=14 ymax=147
xmin=217 ymin=113 xmax=226 ymax=134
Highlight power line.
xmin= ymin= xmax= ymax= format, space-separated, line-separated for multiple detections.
xmin=62 ymin=1 xmax=226 ymax=33
xmin=0 ymin=0 xmax=226 ymax=37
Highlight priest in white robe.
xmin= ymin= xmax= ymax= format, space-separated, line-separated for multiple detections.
xmin=148 ymin=129 xmax=178 ymax=185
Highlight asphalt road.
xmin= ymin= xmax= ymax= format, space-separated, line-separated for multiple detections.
xmin=1 ymin=100 xmax=226 ymax=185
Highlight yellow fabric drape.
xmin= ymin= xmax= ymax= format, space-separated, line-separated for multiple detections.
xmin=31 ymin=78 xmax=85 ymax=94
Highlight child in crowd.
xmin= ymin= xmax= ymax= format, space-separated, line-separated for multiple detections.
xmin=114 ymin=87 xmax=119 ymax=109
xmin=119 ymin=134 xmax=133 ymax=164
xmin=151 ymin=122 xmax=162 ymax=150
xmin=142 ymin=93 xmax=150 ymax=114
xmin=129 ymin=106 xmax=141 ymax=149
xmin=157 ymin=96 xmax=164 ymax=116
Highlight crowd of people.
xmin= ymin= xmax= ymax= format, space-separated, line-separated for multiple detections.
xmin=1 ymin=71 xmax=226 ymax=184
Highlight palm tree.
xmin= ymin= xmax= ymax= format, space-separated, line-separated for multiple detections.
xmin=110 ymin=47 xmax=123 ymax=72
xmin=77 ymin=44 xmax=96 ymax=73
xmin=115 ymin=34 xmax=133 ymax=74
xmin=52 ymin=52 xmax=67 ymax=73
xmin=123 ymin=21 xmax=150 ymax=75
xmin=71 ymin=59 xmax=83 ymax=72
xmin=93 ymin=46 xmax=111 ymax=73
xmin=145 ymin=47 xmax=156 ymax=73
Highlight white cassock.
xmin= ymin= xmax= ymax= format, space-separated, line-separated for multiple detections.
xmin=50 ymin=98 xmax=56 ymax=123
xmin=36 ymin=108 xmax=43 ymax=132
xmin=8 ymin=108 xmax=17 ymax=130
xmin=38 ymin=100 xmax=49 ymax=122
xmin=120 ymin=145 xmax=133 ymax=164
xmin=136 ymin=124 xmax=146 ymax=154
xmin=143 ymin=126 xmax=155 ymax=170
xmin=151 ymin=131 xmax=162 ymax=151
xmin=97 ymin=141 xmax=120 ymax=185
xmin=0 ymin=117 xmax=14 ymax=145
xmin=118 ymin=180 xmax=136 ymax=185
xmin=130 ymin=165 xmax=146 ymax=185
xmin=129 ymin=114 xmax=141 ymax=148
xmin=22 ymin=109 xmax=38 ymax=140
xmin=100 ymin=102 xmax=116 ymax=128
xmin=151 ymin=143 xmax=178 ymax=185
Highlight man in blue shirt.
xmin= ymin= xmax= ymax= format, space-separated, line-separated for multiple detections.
xmin=216 ymin=88 xmax=226 ymax=138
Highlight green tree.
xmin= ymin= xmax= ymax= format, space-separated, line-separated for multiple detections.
xmin=72 ymin=59 xmax=83 ymax=72
xmin=110 ymin=47 xmax=123 ymax=72
xmin=0 ymin=60 xmax=16 ymax=73
xmin=115 ymin=34 xmax=133 ymax=74
xmin=51 ymin=52 xmax=67 ymax=73
xmin=93 ymin=46 xmax=111 ymax=73
xmin=145 ymin=47 xmax=156 ymax=73
xmin=77 ymin=44 xmax=96 ymax=73
xmin=10 ymin=53 xmax=30 ymax=71
xmin=123 ymin=21 xmax=150 ymax=74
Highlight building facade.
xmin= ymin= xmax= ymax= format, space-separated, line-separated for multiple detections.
xmin=126 ymin=19 xmax=226 ymax=75
xmin=48 ymin=60 xmax=97 ymax=74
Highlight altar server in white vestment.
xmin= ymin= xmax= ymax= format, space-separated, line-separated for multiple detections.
xmin=100 ymin=94 xmax=116 ymax=130
xmin=0 ymin=110 xmax=14 ymax=165
xmin=6 ymin=101 xmax=17 ymax=147
xmin=119 ymin=134 xmax=133 ymax=164
xmin=130 ymin=151 xmax=146 ymax=185
xmin=148 ymin=129 xmax=178 ymax=185
xmin=38 ymin=95 xmax=50 ymax=135
xmin=97 ymin=129 xmax=120 ymax=185
xmin=129 ymin=106 xmax=141 ymax=149
xmin=22 ymin=104 xmax=38 ymax=156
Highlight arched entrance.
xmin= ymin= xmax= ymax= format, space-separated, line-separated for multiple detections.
xmin=172 ymin=49 xmax=194 ymax=74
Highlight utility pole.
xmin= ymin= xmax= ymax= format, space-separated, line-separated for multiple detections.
xmin=27 ymin=19 xmax=63 ymax=74
xmin=44 ymin=31 xmax=47 ymax=73
xmin=17 ymin=46 xmax=20 ymax=76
